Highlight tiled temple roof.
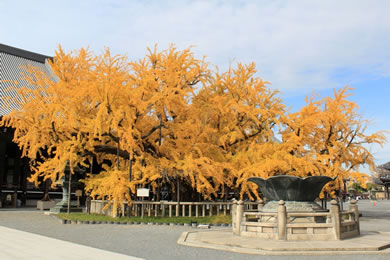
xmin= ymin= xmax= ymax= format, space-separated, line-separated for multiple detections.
xmin=0 ymin=43 xmax=52 ymax=116
xmin=378 ymin=161 xmax=390 ymax=171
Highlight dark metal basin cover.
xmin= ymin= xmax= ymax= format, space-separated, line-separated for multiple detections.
xmin=248 ymin=176 xmax=335 ymax=201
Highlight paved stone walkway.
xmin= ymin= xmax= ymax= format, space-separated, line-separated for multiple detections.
xmin=177 ymin=200 xmax=390 ymax=256
xmin=0 ymin=226 xmax=143 ymax=260
xmin=179 ymin=229 xmax=390 ymax=255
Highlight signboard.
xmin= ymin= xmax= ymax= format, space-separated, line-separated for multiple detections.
xmin=75 ymin=190 xmax=83 ymax=197
xmin=137 ymin=188 xmax=150 ymax=197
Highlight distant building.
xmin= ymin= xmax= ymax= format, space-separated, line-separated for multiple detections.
xmin=0 ymin=43 xmax=54 ymax=207
xmin=371 ymin=161 xmax=390 ymax=199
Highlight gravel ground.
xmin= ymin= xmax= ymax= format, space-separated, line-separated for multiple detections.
xmin=0 ymin=200 xmax=389 ymax=260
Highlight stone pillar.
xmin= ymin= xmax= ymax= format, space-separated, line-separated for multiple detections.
xmin=277 ymin=200 xmax=287 ymax=240
xmin=237 ymin=200 xmax=244 ymax=233
xmin=113 ymin=204 xmax=118 ymax=218
xmin=232 ymin=200 xmax=244 ymax=235
xmin=257 ymin=199 xmax=264 ymax=212
xmin=330 ymin=200 xmax=341 ymax=240
xmin=161 ymin=202 xmax=165 ymax=217
xmin=232 ymin=200 xmax=238 ymax=235
xmin=349 ymin=199 xmax=360 ymax=234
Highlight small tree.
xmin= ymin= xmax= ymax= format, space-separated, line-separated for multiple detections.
xmin=278 ymin=87 xmax=386 ymax=197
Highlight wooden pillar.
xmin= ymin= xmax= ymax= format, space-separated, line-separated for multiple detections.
xmin=121 ymin=203 xmax=125 ymax=217
xmin=14 ymin=152 xmax=21 ymax=191
xmin=321 ymin=199 xmax=327 ymax=210
xmin=176 ymin=178 xmax=180 ymax=202
xmin=21 ymin=158 xmax=29 ymax=206
xmin=43 ymin=179 xmax=50 ymax=201
xmin=0 ymin=140 xmax=5 ymax=207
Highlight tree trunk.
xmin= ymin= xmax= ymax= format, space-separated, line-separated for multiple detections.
xmin=116 ymin=141 xmax=120 ymax=170
xmin=90 ymin=156 xmax=94 ymax=174
xmin=67 ymin=172 xmax=72 ymax=214
xmin=156 ymin=179 xmax=160 ymax=201
xmin=42 ymin=179 xmax=50 ymax=201
xmin=176 ymin=178 xmax=180 ymax=203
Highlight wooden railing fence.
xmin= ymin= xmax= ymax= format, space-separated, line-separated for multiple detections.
xmin=90 ymin=200 xmax=260 ymax=218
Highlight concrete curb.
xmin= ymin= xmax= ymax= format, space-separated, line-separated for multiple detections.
xmin=52 ymin=215 xmax=231 ymax=229
xmin=177 ymin=230 xmax=390 ymax=256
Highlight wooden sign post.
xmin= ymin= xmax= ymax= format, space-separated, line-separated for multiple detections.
xmin=75 ymin=189 xmax=82 ymax=208
xmin=137 ymin=188 xmax=149 ymax=219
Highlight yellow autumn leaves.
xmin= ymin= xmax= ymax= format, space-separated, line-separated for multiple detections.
xmin=0 ymin=45 xmax=386 ymax=207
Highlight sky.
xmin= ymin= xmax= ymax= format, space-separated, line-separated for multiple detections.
xmin=1 ymin=0 xmax=390 ymax=174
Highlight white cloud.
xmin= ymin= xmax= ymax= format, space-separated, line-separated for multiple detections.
xmin=109 ymin=0 xmax=390 ymax=93
xmin=1 ymin=0 xmax=390 ymax=93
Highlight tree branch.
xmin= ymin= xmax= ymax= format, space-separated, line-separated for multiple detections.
xmin=93 ymin=145 xmax=130 ymax=159
xmin=142 ymin=124 xmax=165 ymax=139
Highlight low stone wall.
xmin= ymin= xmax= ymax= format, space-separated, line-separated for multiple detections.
xmin=90 ymin=200 xmax=260 ymax=218
xmin=90 ymin=200 xmax=115 ymax=217
xmin=36 ymin=200 xmax=57 ymax=210
xmin=232 ymin=199 xmax=360 ymax=241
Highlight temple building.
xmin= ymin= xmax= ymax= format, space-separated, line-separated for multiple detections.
xmin=372 ymin=162 xmax=390 ymax=199
xmin=0 ymin=43 xmax=55 ymax=207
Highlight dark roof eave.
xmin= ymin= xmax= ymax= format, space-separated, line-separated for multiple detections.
xmin=0 ymin=43 xmax=52 ymax=63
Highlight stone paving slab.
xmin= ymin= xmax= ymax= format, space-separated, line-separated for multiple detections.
xmin=178 ymin=229 xmax=390 ymax=256
xmin=0 ymin=226 xmax=143 ymax=260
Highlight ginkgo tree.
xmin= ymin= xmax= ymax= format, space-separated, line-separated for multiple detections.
xmin=0 ymin=45 xmax=386 ymax=212
xmin=187 ymin=62 xmax=285 ymax=199
xmin=279 ymin=87 xmax=387 ymax=197
xmin=233 ymin=87 xmax=387 ymax=198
